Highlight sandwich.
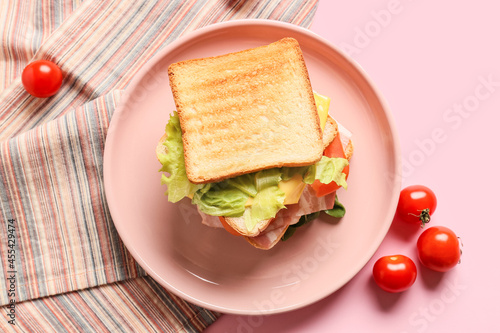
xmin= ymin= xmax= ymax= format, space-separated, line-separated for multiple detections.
xmin=156 ymin=37 xmax=353 ymax=250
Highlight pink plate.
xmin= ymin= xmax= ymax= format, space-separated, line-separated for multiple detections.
xmin=103 ymin=20 xmax=401 ymax=315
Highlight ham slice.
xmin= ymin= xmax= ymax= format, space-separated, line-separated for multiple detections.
xmin=199 ymin=207 xmax=224 ymax=228
xmin=335 ymin=118 xmax=352 ymax=152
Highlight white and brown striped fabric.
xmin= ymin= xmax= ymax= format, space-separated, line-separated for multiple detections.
xmin=0 ymin=0 xmax=318 ymax=331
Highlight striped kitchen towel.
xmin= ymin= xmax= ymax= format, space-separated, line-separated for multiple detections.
xmin=1 ymin=276 xmax=219 ymax=332
xmin=0 ymin=0 xmax=318 ymax=332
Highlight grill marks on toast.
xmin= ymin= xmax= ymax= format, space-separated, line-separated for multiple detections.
xmin=168 ymin=38 xmax=323 ymax=184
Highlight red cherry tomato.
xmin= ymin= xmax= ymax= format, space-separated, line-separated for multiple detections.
xmin=22 ymin=60 xmax=63 ymax=98
xmin=417 ymin=226 xmax=461 ymax=272
xmin=373 ymin=255 xmax=417 ymax=293
xmin=397 ymin=185 xmax=437 ymax=227
xmin=312 ymin=133 xmax=349 ymax=197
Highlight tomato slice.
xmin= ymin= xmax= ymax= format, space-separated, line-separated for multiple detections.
xmin=312 ymin=133 xmax=349 ymax=197
xmin=218 ymin=217 xmax=242 ymax=236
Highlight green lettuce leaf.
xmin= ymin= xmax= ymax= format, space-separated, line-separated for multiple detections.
xmin=303 ymin=156 xmax=349 ymax=189
xmin=244 ymin=185 xmax=286 ymax=232
xmin=192 ymin=183 xmax=248 ymax=217
xmin=280 ymin=166 xmax=310 ymax=181
xmin=255 ymin=168 xmax=282 ymax=191
xmin=324 ymin=195 xmax=346 ymax=218
xmin=239 ymin=169 xmax=285 ymax=231
xmin=191 ymin=168 xmax=286 ymax=232
xmin=191 ymin=172 xmax=256 ymax=218
xmin=226 ymin=173 xmax=257 ymax=197
xmin=281 ymin=212 xmax=321 ymax=241
xmin=158 ymin=112 xmax=202 ymax=202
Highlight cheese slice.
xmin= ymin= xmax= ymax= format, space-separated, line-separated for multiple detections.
xmin=279 ymin=173 xmax=307 ymax=205
xmin=314 ymin=91 xmax=331 ymax=131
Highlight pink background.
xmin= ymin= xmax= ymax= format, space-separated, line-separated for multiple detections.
xmin=205 ymin=0 xmax=500 ymax=332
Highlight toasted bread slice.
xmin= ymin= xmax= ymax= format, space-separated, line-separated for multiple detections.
xmin=168 ymin=38 xmax=323 ymax=184
xmin=224 ymin=211 xmax=272 ymax=237
xmin=322 ymin=116 xmax=337 ymax=149
xmin=326 ymin=116 xmax=353 ymax=159
xmin=156 ymin=133 xmax=168 ymax=159
xmin=345 ymin=140 xmax=354 ymax=160
xmin=244 ymin=226 xmax=290 ymax=250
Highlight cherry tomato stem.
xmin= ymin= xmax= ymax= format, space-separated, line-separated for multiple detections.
xmin=397 ymin=185 xmax=437 ymax=227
